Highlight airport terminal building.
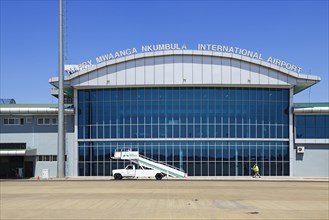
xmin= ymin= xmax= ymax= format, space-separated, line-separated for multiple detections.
xmin=1 ymin=45 xmax=328 ymax=178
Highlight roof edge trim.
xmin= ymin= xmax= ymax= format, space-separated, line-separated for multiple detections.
xmin=49 ymin=50 xmax=321 ymax=84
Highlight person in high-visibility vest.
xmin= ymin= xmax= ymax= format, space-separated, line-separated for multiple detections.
xmin=252 ymin=164 xmax=261 ymax=178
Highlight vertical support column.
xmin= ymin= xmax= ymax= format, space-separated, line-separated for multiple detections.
xmin=235 ymin=145 xmax=238 ymax=176
xmin=57 ymin=0 xmax=65 ymax=178
xmin=179 ymin=146 xmax=183 ymax=170
xmin=289 ymin=87 xmax=294 ymax=176
xmin=73 ymin=89 xmax=78 ymax=176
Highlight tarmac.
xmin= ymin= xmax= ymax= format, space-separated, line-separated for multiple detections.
xmin=1 ymin=177 xmax=328 ymax=220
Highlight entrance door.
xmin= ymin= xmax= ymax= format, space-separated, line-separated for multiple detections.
xmin=24 ymin=161 xmax=34 ymax=178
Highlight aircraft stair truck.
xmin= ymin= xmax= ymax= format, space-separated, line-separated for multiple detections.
xmin=111 ymin=149 xmax=187 ymax=180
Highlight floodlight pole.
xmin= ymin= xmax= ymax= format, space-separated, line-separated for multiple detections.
xmin=57 ymin=0 xmax=65 ymax=178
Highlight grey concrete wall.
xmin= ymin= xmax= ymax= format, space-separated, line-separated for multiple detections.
xmin=293 ymin=144 xmax=329 ymax=177
xmin=35 ymin=162 xmax=57 ymax=178
xmin=34 ymin=162 xmax=69 ymax=178
xmin=1 ymin=114 xmax=75 ymax=177
xmin=0 ymin=115 xmax=74 ymax=134
xmin=1 ymin=116 xmax=74 ymax=154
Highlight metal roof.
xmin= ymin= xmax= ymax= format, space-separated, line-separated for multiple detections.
xmin=0 ymin=104 xmax=74 ymax=115
xmin=294 ymin=103 xmax=329 ymax=108
xmin=49 ymin=50 xmax=321 ymax=95
xmin=0 ymin=104 xmax=59 ymax=108
xmin=293 ymin=103 xmax=329 ymax=114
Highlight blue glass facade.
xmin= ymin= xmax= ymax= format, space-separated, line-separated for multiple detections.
xmin=78 ymin=141 xmax=289 ymax=176
xmin=295 ymin=115 xmax=329 ymax=139
xmin=78 ymin=87 xmax=290 ymax=176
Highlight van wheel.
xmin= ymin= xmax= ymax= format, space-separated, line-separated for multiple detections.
xmin=155 ymin=173 xmax=162 ymax=180
xmin=114 ymin=173 xmax=122 ymax=180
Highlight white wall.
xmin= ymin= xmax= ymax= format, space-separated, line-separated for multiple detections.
xmin=71 ymin=55 xmax=293 ymax=88
xmin=293 ymin=144 xmax=329 ymax=177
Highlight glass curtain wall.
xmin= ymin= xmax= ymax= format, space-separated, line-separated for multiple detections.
xmin=295 ymin=115 xmax=329 ymax=138
xmin=78 ymin=87 xmax=290 ymax=176
xmin=78 ymin=141 xmax=289 ymax=176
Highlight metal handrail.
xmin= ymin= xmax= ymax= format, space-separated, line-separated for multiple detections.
xmin=138 ymin=154 xmax=185 ymax=173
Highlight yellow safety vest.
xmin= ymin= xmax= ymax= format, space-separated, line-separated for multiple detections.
xmin=253 ymin=165 xmax=259 ymax=172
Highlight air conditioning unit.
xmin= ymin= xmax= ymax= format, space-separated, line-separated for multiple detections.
xmin=297 ymin=146 xmax=305 ymax=154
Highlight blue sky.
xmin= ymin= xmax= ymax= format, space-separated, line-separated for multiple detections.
xmin=1 ymin=0 xmax=328 ymax=104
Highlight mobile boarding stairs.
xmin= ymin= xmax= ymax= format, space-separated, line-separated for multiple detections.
xmin=111 ymin=149 xmax=187 ymax=179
